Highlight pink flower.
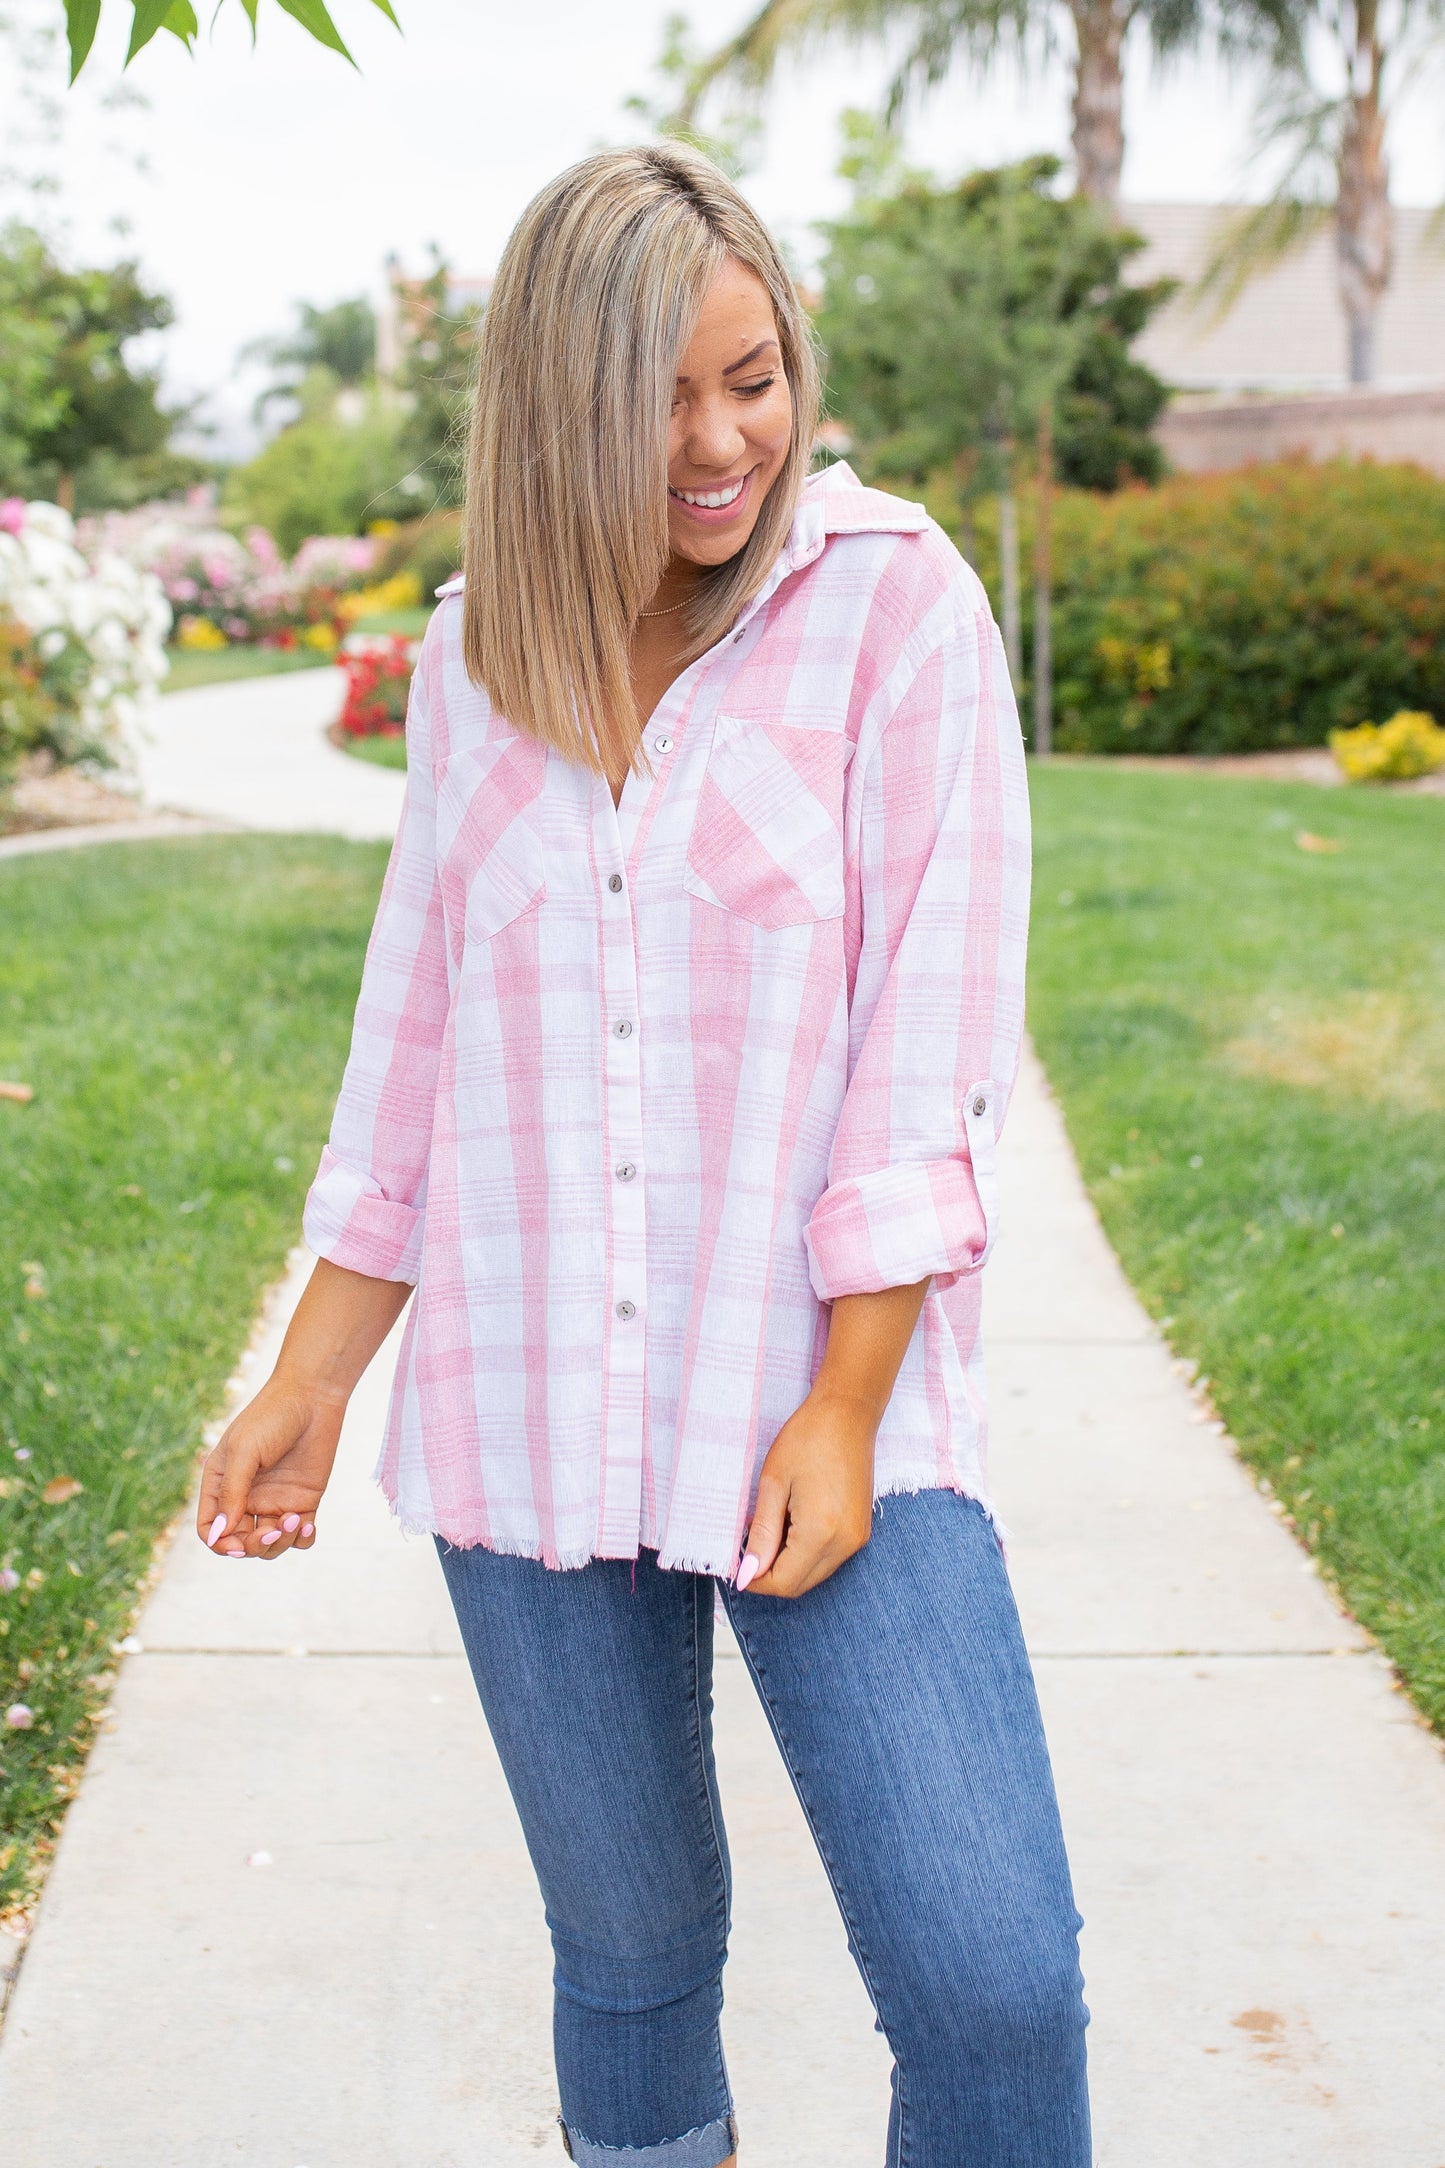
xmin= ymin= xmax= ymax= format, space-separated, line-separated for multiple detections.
xmin=169 ymin=576 xmax=198 ymax=603
xmin=5 ymin=1703 xmax=34 ymax=1729
xmin=0 ymin=498 xmax=25 ymax=537
xmin=0 ymin=1567 xmax=18 ymax=1593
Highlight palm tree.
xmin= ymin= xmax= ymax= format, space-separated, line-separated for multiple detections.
xmin=673 ymin=0 xmax=1213 ymax=209
xmin=1201 ymin=0 xmax=1436 ymax=384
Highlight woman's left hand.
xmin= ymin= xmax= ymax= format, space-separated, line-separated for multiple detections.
xmin=737 ymin=1386 xmax=879 ymax=1599
xmin=736 ymin=1278 xmax=931 ymax=1599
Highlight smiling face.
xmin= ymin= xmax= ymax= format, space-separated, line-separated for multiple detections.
xmin=666 ymin=256 xmax=794 ymax=571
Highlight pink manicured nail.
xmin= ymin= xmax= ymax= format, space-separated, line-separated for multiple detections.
xmin=206 ymin=1514 xmax=227 ymax=1548
xmin=301 ymin=1523 xmax=315 ymax=1539
xmin=222 ymin=1542 xmax=246 ymax=1557
xmin=735 ymin=1553 xmax=760 ymax=1592
xmin=281 ymin=1513 xmax=301 ymax=1533
xmin=260 ymin=1530 xmax=281 ymax=1546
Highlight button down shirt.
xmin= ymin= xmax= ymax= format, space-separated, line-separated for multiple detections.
xmin=303 ymin=462 xmax=1030 ymax=1575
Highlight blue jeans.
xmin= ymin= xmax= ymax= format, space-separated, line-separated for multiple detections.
xmin=438 ymin=1490 xmax=1091 ymax=2167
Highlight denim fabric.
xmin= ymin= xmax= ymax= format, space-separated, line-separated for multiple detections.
xmin=438 ymin=1490 xmax=1091 ymax=2167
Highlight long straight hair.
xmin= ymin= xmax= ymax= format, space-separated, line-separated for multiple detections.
xmin=462 ymin=144 xmax=821 ymax=775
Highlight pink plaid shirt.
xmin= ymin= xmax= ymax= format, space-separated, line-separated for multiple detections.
xmin=304 ymin=463 xmax=1030 ymax=1575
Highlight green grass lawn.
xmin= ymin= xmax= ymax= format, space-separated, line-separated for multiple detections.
xmin=349 ymin=605 xmax=433 ymax=639
xmin=1028 ymin=767 xmax=1445 ymax=1723
xmin=341 ymin=731 xmax=407 ymax=770
xmin=162 ymin=647 xmax=335 ymax=694
xmin=0 ymin=837 xmax=386 ymax=1916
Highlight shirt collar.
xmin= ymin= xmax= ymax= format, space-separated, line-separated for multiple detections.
xmin=728 ymin=462 xmax=929 ymax=636
xmin=787 ymin=460 xmax=931 ymax=569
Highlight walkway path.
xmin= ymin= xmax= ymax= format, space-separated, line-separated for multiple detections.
xmin=134 ymin=667 xmax=406 ymax=840
xmin=2 ymin=1050 xmax=1442 ymax=2165
xmin=2 ymin=673 xmax=1443 ymax=2162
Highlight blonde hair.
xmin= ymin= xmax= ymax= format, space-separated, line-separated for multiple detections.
xmin=462 ymin=144 xmax=821 ymax=775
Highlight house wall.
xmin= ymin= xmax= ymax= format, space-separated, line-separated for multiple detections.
xmin=1122 ymin=204 xmax=1445 ymax=395
xmin=1156 ymin=386 xmax=1445 ymax=477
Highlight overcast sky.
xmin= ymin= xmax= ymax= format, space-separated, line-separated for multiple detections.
xmin=3 ymin=0 xmax=1443 ymax=455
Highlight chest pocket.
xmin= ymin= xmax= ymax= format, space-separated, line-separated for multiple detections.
xmin=436 ymin=734 xmax=547 ymax=961
xmin=683 ymin=714 xmax=848 ymax=930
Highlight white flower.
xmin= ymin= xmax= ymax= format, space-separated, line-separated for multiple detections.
xmin=23 ymin=501 xmax=75 ymax=543
xmin=0 ymin=500 xmax=172 ymax=763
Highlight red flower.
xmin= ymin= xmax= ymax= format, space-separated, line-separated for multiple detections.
xmin=339 ymin=637 xmax=414 ymax=737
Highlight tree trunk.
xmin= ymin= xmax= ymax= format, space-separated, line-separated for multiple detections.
xmin=56 ymin=473 xmax=75 ymax=514
xmin=999 ymin=486 xmax=1022 ymax=686
xmin=953 ymin=446 xmax=979 ymax=566
xmin=1033 ymin=406 xmax=1053 ymax=758
xmin=1070 ymin=0 xmax=1128 ymax=210
xmin=1335 ymin=1 xmax=1390 ymax=385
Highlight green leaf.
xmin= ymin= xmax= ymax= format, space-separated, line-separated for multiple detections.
xmin=126 ymin=0 xmax=182 ymax=62
xmin=164 ymin=1 xmax=199 ymax=45
xmin=366 ymin=0 xmax=401 ymax=23
xmin=273 ymin=0 xmax=355 ymax=61
xmin=238 ymin=0 xmax=259 ymax=30
xmin=64 ymin=0 xmax=102 ymax=81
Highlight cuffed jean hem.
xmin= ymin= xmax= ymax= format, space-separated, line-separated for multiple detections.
xmin=559 ymin=2112 xmax=737 ymax=2167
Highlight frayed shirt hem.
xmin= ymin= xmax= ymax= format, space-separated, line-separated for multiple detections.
xmin=381 ymin=1469 xmax=1001 ymax=1577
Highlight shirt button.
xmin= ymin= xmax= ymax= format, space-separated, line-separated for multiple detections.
xmin=613 ymin=1019 xmax=633 ymax=1039
xmin=608 ymin=873 xmax=623 ymax=893
xmin=653 ymin=734 xmax=674 ymax=754
xmin=971 ymin=1093 xmax=988 ymax=1118
xmin=615 ymin=1299 xmax=636 ymax=1322
xmin=615 ymin=1162 xmax=636 ymax=1181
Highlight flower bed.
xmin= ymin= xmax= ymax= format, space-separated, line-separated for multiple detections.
xmin=77 ymin=494 xmax=420 ymax=657
xmin=0 ymin=500 xmax=170 ymax=783
xmin=1330 ymin=710 xmax=1445 ymax=783
xmin=337 ymin=637 xmax=414 ymax=738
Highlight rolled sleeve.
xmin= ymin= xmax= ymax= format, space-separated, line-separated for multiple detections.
xmin=804 ymin=585 xmax=1028 ymax=1301
xmin=303 ymin=1145 xmax=427 ymax=1283
xmin=804 ymin=1080 xmax=999 ymax=1299
xmin=302 ymin=622 xmax=450 ymax=1286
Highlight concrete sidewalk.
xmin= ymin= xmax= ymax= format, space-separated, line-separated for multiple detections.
xmin=135 ymin=669 xmax=406 ymax=840
xmin=1 ymin=1048 xmax=1442 ymax=2165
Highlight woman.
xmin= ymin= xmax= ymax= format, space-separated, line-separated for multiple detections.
xmin=198 ymin=145 xmax=1090 ymax=2167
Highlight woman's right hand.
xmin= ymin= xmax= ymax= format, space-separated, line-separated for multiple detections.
xmin=192 ymin=1256 xmax=413 ymax=1560
xmin=195 ymin=1377 xmax=345 ymax=1560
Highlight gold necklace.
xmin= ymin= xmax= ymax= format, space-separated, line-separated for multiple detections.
xmin=638 ymin=592 xmax=695 ymax=619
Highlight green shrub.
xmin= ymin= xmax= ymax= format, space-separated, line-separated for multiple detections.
xmin=223 ymin=397 xmax=411 ymax=555
xmin=950 ymin=461 xmax=1445 ymax=755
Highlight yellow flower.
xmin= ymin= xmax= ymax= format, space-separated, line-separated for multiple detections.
xmin=301 ymin=621 xmax=339 ymax=652
xmin=176 ymin=616 xmax=228 ymax=651
xmin=1094 ymin=634 xmax=1171 ymax=695
xmin=337 ymin=571 xmax=423 ymax=623
xmin=1330 ymin=711 xmax=1445 ymax=783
